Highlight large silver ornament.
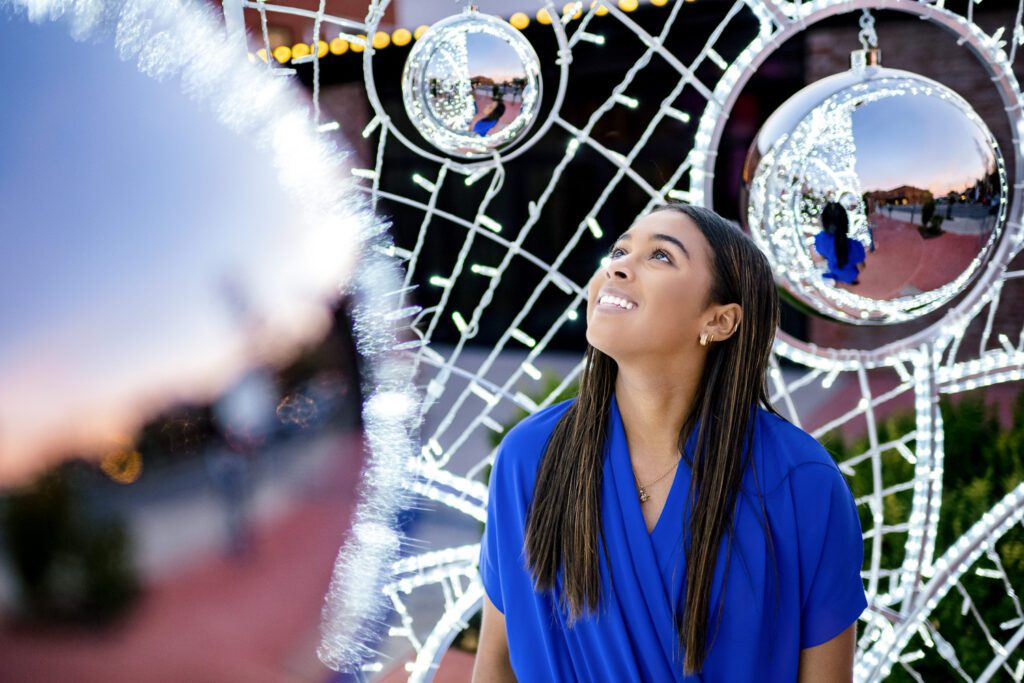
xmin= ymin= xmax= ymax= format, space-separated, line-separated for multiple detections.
xmin=741 ymin=59 xmax=1007 ymax=325
xmin=401 ymin=8 xmax=542 ymax=159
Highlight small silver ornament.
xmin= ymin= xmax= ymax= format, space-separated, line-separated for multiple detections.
xmin=401 ymin=8 xmax=542 ymax=159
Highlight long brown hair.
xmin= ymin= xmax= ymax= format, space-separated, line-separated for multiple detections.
xmin=523 ymin=203 xmax=782 ymax=674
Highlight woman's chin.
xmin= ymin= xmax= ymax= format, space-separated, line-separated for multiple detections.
xmin=585 ymin=329 xmax=625 ymax=359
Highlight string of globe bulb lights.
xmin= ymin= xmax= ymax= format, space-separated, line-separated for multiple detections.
xmin=248 ymin=0 xmax=690 ymax=65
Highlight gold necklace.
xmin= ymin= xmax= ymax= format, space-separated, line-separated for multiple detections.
xmin=632 ymin=455 xmax=681 ymax=503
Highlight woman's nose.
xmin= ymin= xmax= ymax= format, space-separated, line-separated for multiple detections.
xmin=608 ymin=263 xmax=632 ymax=280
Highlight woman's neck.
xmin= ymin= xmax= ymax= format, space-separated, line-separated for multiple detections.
xmin=614 ymin=361 xmax=702 ymax=466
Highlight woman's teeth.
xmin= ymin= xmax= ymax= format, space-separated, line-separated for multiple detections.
xmin=599 ymin=295 xmax=635 ymax=310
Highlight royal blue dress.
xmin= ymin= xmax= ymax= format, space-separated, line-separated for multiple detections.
xmin=814 ymin=231 xmax=866 ymax=284
xmin=478 ymin=393 xmax=867 ymax=681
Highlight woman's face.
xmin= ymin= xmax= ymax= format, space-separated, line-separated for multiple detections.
xmin=585 ymin=210 xmax=717 ymax=362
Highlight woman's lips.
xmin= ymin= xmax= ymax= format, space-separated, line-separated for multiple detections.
xmin=595 ymin=300 xmax=636 ymax=313
xmin=593 ymin=301 xmax=630 ymax=315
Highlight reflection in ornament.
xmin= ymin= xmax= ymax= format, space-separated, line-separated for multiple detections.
xmin=402 ymin=8 xmax=542 ymax=158
xmin=742 ymin=56 xmax=1007 ymax=325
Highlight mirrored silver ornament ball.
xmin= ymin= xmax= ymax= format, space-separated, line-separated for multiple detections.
xmin=741 ymin=63 xmax=1007 ymax=325
xmin=401 ymin=8 xmax=542 ymax=159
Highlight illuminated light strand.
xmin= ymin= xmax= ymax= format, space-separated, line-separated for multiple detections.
xmin=521 ymin=361 xmax=543 ymax=380
xmin=615 ymin=93 xmax=639 ymax=108
xmin=463 ymin=167 xmax=493 ymax=186
xmin=470 ymin=263 xmax=499 ymax=278
xmin=663 ymin=105 xmax=692 ymax=123
xmin=510 ymin=327 xmax=537 ymax=348
xmin=350 ymin=167 xmax=377 ymax=180
xmin=476 ymin=214 xmax=503 ymax=233
xmin=412 ymin=173 xmax=437 ymax=193
xmin=241 ymin=0 xmax=682 ymax=65
xmin=361 ymin=114 xmax=381 ymax=138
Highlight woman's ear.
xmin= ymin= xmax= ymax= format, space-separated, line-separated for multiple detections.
xmin=706 ymin=303 xmax=742 ymax=342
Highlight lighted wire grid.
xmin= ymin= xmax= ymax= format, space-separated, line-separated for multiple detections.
xmin=219 ymin=0 xmax=1024 ymax=680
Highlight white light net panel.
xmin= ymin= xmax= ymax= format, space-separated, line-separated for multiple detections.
xmin=223 ymin=0 xmax=1024 ymax=681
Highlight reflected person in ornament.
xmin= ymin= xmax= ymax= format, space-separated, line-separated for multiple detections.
xmin=475 ymin=204 xmax=867 ymax=682
xmin=815 ymin=201 xmax=866 ymax=286
xmin=473 ymin=93 xmax=507 ymax=137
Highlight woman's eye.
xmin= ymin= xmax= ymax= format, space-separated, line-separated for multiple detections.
xmin=653 ymin=248 xmax=671 ymax=262
xmin=609 ymin=246 xmax=625 ymax=258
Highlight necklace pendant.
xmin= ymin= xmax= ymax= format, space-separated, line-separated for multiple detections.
xmin=638 ymin=487 xmax=649 ymax=503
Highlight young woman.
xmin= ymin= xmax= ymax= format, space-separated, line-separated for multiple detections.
xmin=474 ymin=204 xmax=867 ymax=682
xmin=815 ymin=201 xmax=866 ymax=286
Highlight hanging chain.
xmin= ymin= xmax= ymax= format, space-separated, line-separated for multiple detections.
xmin=858 ymin=9 xmax=879 ymax=50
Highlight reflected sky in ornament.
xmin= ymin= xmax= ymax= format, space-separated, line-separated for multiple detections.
xmin=854 ymin=93 xmax=997 ymax=197
xmin=463 ymin=32 xmax=526 ymax=82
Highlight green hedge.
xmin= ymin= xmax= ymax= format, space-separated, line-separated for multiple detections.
xmin=822 ymin=387 xmax=1024 ymax=680
xmin=0 ymin=465 xmax=140 ymax=626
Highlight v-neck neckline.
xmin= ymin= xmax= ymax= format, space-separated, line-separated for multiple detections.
xmin=648 ymin=452 xmax=686 ymax=538
xmin=609 ymin=393 xmax=700 ymax=543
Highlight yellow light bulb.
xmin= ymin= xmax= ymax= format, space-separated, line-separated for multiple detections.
xmin=414 ymin=24 xmax=429 ymax=40
xmin=256 ymin=47 xmax=269 ymax=62
xmin=392 ymin=28 xmax=412 ymax=46
xmin=329 ymin=37 xmax=349 ymax=55
xmin=536 ymin=8 xmax=552 ymax=24
xmin=591 ymin=1 xmax=609 ymax=16
xmin=651 ymin=0 xmax=669 ymax=5
xmin=351 ymin=34 xmax=366 ymax=53
xmin=273 ymin=45 xmax=292 ymax=63
xmin=509 ymin=11 xmax=530 ymax=30
xmin=372 ymin=31 xmax=390 ymax=49
xmin=317 ymin=40 xmax=329 ymax=58
xmin=563 ymin=2 xmax=582 ymax=19
xmin=619 ymin=0 xmax=639 ymax=11
xmin=291 ymin=42 xmax=310 ymax=59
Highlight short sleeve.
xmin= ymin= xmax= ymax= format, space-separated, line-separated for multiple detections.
xmin=478 ymin=445 xmax=508 ymax=614
xmin=792 ymin=463 xmax=868 ymax=649
xmin=851 ymin=238 xmax=866 ymax=265
xmin=813 ymin=232 xmax=828 ymax=258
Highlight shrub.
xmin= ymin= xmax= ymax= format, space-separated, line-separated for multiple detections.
xmin=0 ymin=465 xmax=140 ymax=626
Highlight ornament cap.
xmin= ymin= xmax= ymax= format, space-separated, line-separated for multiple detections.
xmin=850 ymin=48 xmax=882 ymax=73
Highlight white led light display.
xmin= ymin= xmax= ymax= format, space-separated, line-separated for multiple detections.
xmin=217 ymin=0 xmax=1024 ymax=680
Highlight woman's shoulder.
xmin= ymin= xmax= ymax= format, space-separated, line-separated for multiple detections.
xmin=494 ymin=396 xmax=577 ymax=473
xmin=749 ymin=407 xmax=847 ymax=496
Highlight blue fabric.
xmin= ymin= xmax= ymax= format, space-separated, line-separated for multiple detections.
xmin=473 ymin=117 xmax=500 ymax=136
xmin=478 ymin=393 xmax=867 ymax=681
xmin=814 ymin=231 xmax=866 ymax=284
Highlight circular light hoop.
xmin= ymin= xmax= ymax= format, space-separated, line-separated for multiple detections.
xmin=401 ymin=10 xmax=543 ymax=159
xmin=360 ymin=0 xmax=572 ymax=173
xmin=743 ymin=67 xmax=1007 ymax=325
xmin=691 ymin=0 xmax=1024 ymax=366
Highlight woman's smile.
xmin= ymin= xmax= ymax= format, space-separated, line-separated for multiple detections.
xmin=596 ymin=288 xmax=638 ymax=313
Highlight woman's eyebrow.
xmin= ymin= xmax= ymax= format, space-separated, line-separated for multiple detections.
xmin=616 ymin=231 xmax=690 ymax=259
